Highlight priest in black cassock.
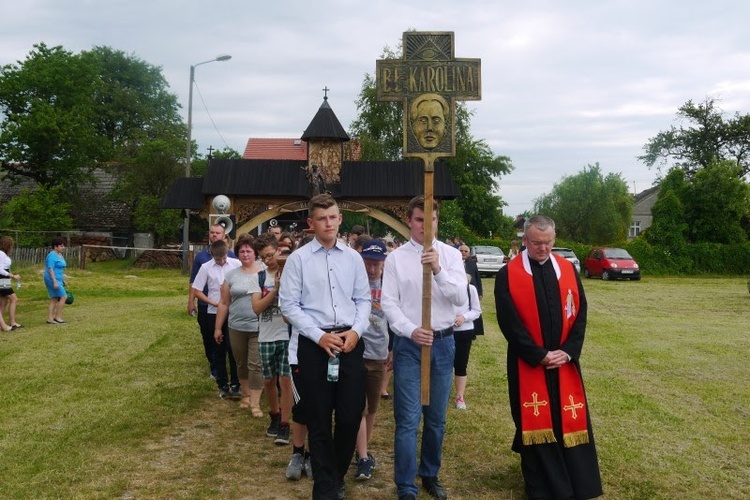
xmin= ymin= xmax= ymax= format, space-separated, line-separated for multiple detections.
xmin=494 ymin=216 xmax=602 ymax=499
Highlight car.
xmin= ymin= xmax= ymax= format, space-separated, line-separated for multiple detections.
xmin=584 ymin=247 xmax=641 ymax=281
xmin=552 ymin=247 xmax=581 ymax=273
xmin=469 ymin=245 xmax=506 ymax=276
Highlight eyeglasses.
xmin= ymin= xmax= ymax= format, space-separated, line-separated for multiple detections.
xmin=259 ymin=252 xmax=276 ymax=261
xmin=527 ymin=240 xmax=554 ymax=248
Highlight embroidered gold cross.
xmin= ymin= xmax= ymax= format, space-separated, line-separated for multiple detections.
xmin=522 ymin=392 xmax=548 ymax=416
xmin=563 ymin=395 xmax=584 ymax=419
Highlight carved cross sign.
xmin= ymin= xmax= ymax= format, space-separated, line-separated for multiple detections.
xmin=377 ymin=31 xmax=481 ymax=164
xmin=376 ymin=32 xmax=481 ymax=404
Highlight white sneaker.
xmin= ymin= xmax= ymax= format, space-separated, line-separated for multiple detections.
xmin=456 ymin=397 xmax=467 ymax=410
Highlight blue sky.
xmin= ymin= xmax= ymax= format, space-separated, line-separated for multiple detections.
xmin=3 ymin=0 xmax=749 ymax=217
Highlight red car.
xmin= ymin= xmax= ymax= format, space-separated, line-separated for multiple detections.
xmin=584 ymin=247 xmax=641 ymax=281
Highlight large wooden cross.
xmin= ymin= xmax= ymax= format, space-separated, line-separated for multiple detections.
xmin=376 ymin=31 xmax=481 ymax=404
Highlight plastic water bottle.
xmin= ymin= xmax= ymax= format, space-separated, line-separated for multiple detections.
xmin=327 ymin=351 xmax=340 ymax=382
xmin=16 ymin=279 xmax=21 ymax=290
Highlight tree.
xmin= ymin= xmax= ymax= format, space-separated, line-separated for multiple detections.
xmin=646 ymin=161 xmax=750 ymax=246
xmin=0 ymin=43 xmax=186 ymax=238
xmin=0 ymin=44 xmax=103 ymax=190
xmin=682 ymin=160 xmax=749 ymax=243
xmin=445 ymin=104 xmax=514 ymax=236
xmin=82 ymin=46 xmax=184 ymax=162
xmin=0 ymin=185 xmax=73 ymax=247
xmin=639 ymin=97 xmax=750 ymax=178
xmin=189 ymin=147 xmax=242 ymax=178
xmin=349 ymin=48 xmax=513 ymax=237
xmin=534 ymin=163 xmax=632 ymax=244
xmin=349 ymin=67 xmax=403 ymax=161
xmin=644 ymin=169 xmax=688 ymax=249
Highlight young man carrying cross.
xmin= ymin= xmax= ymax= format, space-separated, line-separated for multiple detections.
xmin=381 ymin=195 xmax=465 ymax=500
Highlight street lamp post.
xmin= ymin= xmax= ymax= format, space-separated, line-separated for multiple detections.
xmin=182 ymin=54 xmax=231 ymax=274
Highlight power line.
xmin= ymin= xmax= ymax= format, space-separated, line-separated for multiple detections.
xmin=192 ymin=79 xmax=230 ymax=151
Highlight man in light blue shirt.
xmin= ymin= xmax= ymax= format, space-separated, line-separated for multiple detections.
xmin=280 ymin=194 xmax=371 ymax=500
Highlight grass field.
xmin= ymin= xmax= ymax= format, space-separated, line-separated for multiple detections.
xmin=0 ymin=262 xmax=748 ymax=499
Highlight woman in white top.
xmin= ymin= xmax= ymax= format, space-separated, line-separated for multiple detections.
xmin=0 ymin=236 xmax=22 ymax=331
xmin=452 ymin=273 xmax=482 ymax=409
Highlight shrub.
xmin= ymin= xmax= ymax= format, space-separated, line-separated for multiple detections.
xmin=0 ymin=186 xmax=73 ymax=247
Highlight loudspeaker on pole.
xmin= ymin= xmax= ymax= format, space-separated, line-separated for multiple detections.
xmin=209 ymin=214 xmax=236 ymax=240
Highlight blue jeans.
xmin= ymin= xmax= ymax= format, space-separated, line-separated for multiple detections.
xmin=393 ymin=334 xmax=455 ymax=496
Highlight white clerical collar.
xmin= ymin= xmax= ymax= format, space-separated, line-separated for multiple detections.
xmin=521 ymin=249 xmax=561 ymax=279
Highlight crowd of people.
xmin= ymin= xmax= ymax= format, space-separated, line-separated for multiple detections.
xmin=187 ymin=195 xmax=601 ymax=500
xmin=0 ymin=189 xmax=600 ymax=498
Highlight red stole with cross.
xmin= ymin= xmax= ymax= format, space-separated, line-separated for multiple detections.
xmin=508 ymin=252 xmax=590 ymax=448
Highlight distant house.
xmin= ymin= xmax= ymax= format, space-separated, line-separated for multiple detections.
xmin=630 ymin=185 xmax=660 ymax=239
xmin=242 ymin=137 xmax=361 ymax=161
xmin=243 ymin=138 xmax=308 ymax=160
xmin=0 ymin=168 xmax=132 ymax=243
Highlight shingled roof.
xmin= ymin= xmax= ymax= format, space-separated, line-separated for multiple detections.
xmin=200 ymin=159 xmax=309 ymax=197
xmin=301 ymin=98 xmax=350 ymax=141
xmin=160 ymin=158 xmax=460 ymax=209
xmin=339 ymin=160 xmax=458 ymax=198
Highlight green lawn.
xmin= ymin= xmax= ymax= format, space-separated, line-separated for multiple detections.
xmin=0 ymin=265 xmax=748 ymax=499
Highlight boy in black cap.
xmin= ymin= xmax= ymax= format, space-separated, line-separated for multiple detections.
xmin=353 ymin=239 xmax=391 ymax=481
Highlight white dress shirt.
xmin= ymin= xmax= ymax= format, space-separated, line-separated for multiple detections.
xmin=381 ymin=238 xmax=466 ymax=338
xmin=191 ymin=257 xmax=241 ymax=314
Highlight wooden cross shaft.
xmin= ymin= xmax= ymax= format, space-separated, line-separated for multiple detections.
xmin=375 ymin=31 xmax=481 ymax=405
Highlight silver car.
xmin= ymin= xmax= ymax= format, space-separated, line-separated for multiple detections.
xmin=552 ymin=247 xmax=581 ymax=273
xmin=469 ymin=245 xmax=506 ymax=276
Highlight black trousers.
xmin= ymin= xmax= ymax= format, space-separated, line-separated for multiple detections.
xmin=294 ymin=335 xmax=365 ymax=500
xmin=202 ymin=312 xmax=238 ymax=389
xmin=196 ymin=308 xmax=215 ymax=375
xmin=453 ymin=330 xmax=475 ymax=377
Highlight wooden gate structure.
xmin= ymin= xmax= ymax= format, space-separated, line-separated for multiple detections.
xmin=162 ymin=95 xmax=460 ymax=239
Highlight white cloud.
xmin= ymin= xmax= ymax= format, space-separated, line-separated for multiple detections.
xmin=1 ymin=0 xmax=749 ymax=217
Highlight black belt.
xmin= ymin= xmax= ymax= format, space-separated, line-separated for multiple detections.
xmin=433 ymin=327 xmax=454 ymax=339
xmin=322 ymin=326 xmax=351 ymax=333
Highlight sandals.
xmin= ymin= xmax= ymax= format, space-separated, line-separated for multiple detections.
xmin=239 ymin=397 xmax=264 ymax=417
